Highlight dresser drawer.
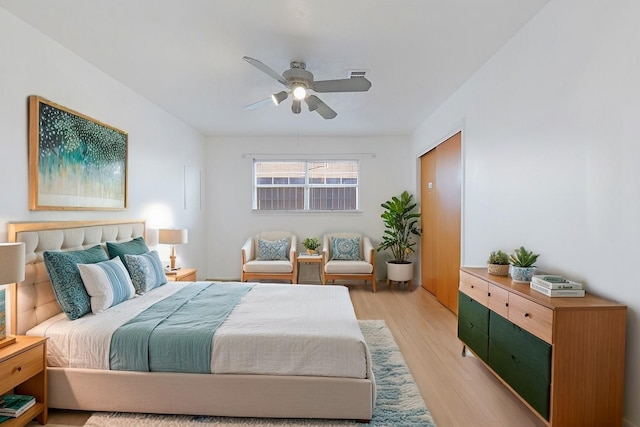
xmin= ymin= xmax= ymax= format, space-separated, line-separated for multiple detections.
xmin=508 ymin=293 xmax=553 ymax=343
xmin=489 ymin=311 xmax=551 ymax=382
xmin=0 ymin=346 xmax=43 ymax=394
xmin=458 ymin=291 xmax=490 ymax=362
xmin=488 ymin=341 xmax=550 ymax=420
xmin=459 ymin=270 xmax=488 ymax=306
xmin=458 ymin=316 xmax=489 ymax=362
xmin=488 ymin=283 xmax=509 ymax=318
xmin=458 ymin=291 xmax=489 ymax=332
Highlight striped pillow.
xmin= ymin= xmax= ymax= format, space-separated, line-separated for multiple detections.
xmin=78 ymin=257 xmax=136 ymax=314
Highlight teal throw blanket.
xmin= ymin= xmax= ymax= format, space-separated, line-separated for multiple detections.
xmin=110 ymin=282 xmax=254 ymax=373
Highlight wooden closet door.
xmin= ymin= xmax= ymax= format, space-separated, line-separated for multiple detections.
xmin=420 ymin=150 xmax=437 ymax=294
xmin=420 ymin=132 xmax=461 ymax=314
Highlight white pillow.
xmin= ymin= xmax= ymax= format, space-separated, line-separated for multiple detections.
xmin=78 ymin=257 xmax=136 ymax=314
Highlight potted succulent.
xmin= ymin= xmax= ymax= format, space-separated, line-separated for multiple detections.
xmin=302 ymin=236 xmax=321 ymax=255
xmin=509 ymin=246 xmax=540 ymax=283
xmin=487 ymin=250 xmax=510 ymax=276
xmin=378 ymin=191 xmax=422 ymax=282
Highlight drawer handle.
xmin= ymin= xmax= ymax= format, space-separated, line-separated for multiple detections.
xmin=470 ymin=285 xmax=474 ymax=289
xmin=505 ymin=303 xmax=509 ymax=307
xmin=488 ymin=292 xmax=491 ymax=297
xmin=524 ymin=313 xmax=530 ymax=318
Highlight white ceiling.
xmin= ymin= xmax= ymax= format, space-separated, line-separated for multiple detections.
xmin=0 ymin=0 xmax=548 ymax=137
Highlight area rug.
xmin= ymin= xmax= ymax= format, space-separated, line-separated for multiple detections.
xmin=84 ymin=320 xmax=436 ymax=427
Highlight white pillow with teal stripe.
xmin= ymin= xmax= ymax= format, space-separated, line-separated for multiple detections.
xmin=331 ymin=236 xmax=361 ymax=260
xmin=256 ymin=237 xmax=289 ymax=260
xmin=78 ymin=257 xmax=136 ymax=314
xmin=124 ymin=250 xmax=168 ymax=294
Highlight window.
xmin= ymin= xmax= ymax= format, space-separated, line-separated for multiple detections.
xmin=254 ymin=160 xmax=359 ymax=211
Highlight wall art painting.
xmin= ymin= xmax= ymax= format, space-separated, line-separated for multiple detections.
xmin=28 ymin=96 xmax=128 ymax=210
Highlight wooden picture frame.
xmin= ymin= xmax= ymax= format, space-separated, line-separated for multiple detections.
xmin=28 ymin=96 xmax=128 ymax=210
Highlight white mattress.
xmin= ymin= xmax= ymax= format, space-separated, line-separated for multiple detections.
xmin=28 ymin=283 xmax=369 ymax=379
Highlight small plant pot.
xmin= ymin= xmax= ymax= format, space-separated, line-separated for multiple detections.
xmin=487 ymin=264 xmax=509 ymax=276
xmin=511 ymin=266 xmax=536 ymax=283
xmin=306 ymin=249 xmax=316 ymax=255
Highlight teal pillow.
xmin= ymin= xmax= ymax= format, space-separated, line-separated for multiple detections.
xmin=106 ymin=237 xmax=149 ymax=266
xmin=44 ymin=245 xmax=109 ymax=320
xmin=331 ymin=237 xmax=361 ymax=261
xmin=256 ymin=237 xmax=289 ymax=261
xmin=125 ymin=250 xmax=168 ymax=294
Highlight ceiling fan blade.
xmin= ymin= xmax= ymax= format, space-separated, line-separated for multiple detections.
xmin=305 ymin=95 xmax=337 ymax=119
xmin=312 ymin=77 xmax=371 ymax=93
xmin=244 ymin=97 xmax=274 ymax=110
xmin=291 ymin=99 xmax=302 ymax=114
xmin=243 ymin=56 xmax=289 ymax=87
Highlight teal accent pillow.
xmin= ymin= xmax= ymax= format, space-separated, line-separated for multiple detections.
xmin=331 ymin=237 xmax=361 ymax=260
xmin=256 ymin=237 xmax=289 ymax=261
xmin=125 ymin=250 xmax=168 ymax=294
xmin=44 ymin=245 xmax=109 ymax=320
xmin=78 ymin=257 xmax=136 ymax=313
xmin=106 ymin=237 xmax=149 ymax=266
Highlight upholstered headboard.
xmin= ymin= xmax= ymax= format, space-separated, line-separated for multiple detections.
xmin=7 ymin=220 xmax=146 ymax=335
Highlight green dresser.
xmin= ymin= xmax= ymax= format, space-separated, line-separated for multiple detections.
xmin=457 ymin=267 xmax=627 ymax=426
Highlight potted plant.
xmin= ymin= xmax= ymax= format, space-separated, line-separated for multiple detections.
xmin=509 ymin=246 xmax=540 ymax=283
xmin=378 ymin=191 xmax=422 ymax=282
xmin=302 ymin=236 xmax=321 ymax=255
xmin=487 ymin=250 xmax=510 ymax=276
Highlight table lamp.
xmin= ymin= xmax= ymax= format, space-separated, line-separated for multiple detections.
xmin=158 ymin=228 xmax=188 ymax=270
xmin=0 ymin=242 xmax=25 ymax=349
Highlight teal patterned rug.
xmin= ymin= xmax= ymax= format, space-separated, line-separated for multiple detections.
xmin=84 ymin=320 xmax=436 ymax=427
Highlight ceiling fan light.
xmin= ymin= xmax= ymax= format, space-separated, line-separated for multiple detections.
xmin=292 ymin=85 xmax=307 ymax=100
xmin=271 ymin=91 xmax=288 ymax=105
xmin=292 ymin=100 xmax=302 ymax=114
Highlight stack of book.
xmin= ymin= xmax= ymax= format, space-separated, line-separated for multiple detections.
xmin=0 ymin=394 xmax=36 ymax=419
xmin=530 ymin=275 xmax=585 ymax=297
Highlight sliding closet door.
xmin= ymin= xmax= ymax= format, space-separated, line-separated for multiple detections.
xmin=420 ymin=150 xmax=437 ymax=294
xmin=420 ymin=132 xmax=461 ymax=314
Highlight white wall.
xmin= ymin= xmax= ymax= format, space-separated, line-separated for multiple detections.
xmin=205 ymin=135 xmax=412 ymax=281
xmin=411 ymin=0 xmax=640 ymax=425
xmin=0 ymin=9 xmax=208 ymax=275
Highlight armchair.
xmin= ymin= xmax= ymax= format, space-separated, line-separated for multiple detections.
xmin=322 ymin=233 xmax=376 ymax=292
xmin=241 ymin=231 xmax=298 ymax=283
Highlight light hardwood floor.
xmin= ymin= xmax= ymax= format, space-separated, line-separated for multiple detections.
xmin=349 ymin=282 xmax=545 ymax=427
xmin=44 ymin=282 xmax=546 ymax=426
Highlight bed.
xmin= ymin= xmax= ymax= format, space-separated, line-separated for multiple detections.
xmin=7 ymin=220 xmax=375 ymax=421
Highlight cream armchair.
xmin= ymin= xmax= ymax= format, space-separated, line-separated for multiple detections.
xmin=322 ymin=232 xmax=376 ymax=292
xmin=241 ymin=231 xmax=298 ymax=284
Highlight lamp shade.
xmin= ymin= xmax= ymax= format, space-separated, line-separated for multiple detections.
xmin=158 ymin=229 xmax=188 ymax=245
xmin=0 ymin=242 xmax=25 ymax=285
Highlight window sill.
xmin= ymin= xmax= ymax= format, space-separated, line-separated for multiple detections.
xmin=251 ymin=210 xmax=362 ymax=215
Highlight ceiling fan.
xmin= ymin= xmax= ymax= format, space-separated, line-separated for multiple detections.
xmin=242 ymin=56 xmax=372 ymax=119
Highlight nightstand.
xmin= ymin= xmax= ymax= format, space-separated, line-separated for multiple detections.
xmin=0 ymin=336 xmax=47 ymax=426
xmin=166 ymin=268 xmax=197 ymax=282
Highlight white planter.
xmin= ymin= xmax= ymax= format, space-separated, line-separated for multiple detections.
xmin=386 ymin=261 xmax=414 ymax=282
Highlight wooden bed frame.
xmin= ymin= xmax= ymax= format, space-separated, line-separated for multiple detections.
xmin=8 ymin=220 xmax=375 ymax=421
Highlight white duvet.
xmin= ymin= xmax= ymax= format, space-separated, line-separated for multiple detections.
xmin=28 ymin=283 xmax=369 ymax=379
